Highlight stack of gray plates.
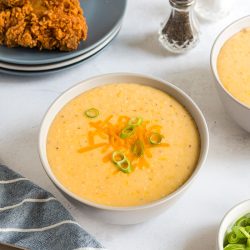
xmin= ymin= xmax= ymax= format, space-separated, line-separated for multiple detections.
xmin=0 ymin=0 xmax=126 ymax=76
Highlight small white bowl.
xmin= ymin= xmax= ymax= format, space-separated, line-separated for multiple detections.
xmin=39 ymin=73 xmax=209 ymax=224
xmin=218 ymin=200 xmax=250 ymax=250
xmin=211 ymin=16 xmax=250 ymax=132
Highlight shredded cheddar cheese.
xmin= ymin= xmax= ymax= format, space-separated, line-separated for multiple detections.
xmin=78 ymin=115 xmax=169 ymax=171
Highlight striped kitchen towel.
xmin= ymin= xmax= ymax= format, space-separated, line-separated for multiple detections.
xmin=0 ymin=165 xmax=107 ymax=250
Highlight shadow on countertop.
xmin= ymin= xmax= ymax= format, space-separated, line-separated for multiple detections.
xmin=119 ymin=30 xmax=180 ymax=58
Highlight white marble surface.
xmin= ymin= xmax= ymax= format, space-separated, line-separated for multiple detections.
xmin=0 ymin=1 xmax=250 ymax=249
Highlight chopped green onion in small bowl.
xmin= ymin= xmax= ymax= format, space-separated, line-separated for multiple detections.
xmin=218 ymin=200 xmax=250 ymax=250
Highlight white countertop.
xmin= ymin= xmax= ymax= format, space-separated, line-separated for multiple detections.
xmin=1 ymin=1 xmax=250 ymax=249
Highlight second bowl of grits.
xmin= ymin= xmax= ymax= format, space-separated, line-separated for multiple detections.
xmin=211 ymin=16 xmax=250 ymax=132
xmin=39 ymin=73 xmax=209 ymax=224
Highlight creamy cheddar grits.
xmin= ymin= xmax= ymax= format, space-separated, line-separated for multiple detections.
xmin=47 ymin=83 xmax=200 ymax=207
xmin=217 ymin=28 xmax=250 ymax=107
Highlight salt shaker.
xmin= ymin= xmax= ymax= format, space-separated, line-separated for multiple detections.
xmin=159 ymin=0 xmax=199 ymax=53
xmin=195 ymin=0 xmax=233 ymax=21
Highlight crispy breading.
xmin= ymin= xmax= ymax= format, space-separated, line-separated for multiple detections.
xmin=0 ymin=0 xmax=88 ymax=51
xmin=1 ymin=0 xmax=26 ymax=7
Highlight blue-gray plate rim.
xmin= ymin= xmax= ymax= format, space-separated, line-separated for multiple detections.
xmin=0 ymin=24 xmax=121 ymax=71
xmin=0 ymin=28 xmax=120 ymax=76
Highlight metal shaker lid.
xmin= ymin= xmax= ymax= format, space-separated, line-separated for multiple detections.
xmin=169 ymin=0 xmax=195 ymax=8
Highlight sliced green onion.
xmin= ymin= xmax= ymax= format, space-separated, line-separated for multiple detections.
xmin=224 ymin=244 xmax=246 ymax=250
xmin=131 ymin=139 xmax=144 ymax=157
xmin=239 ymin=227 xmax=250 ymax=239
xmin=112 ymin=151 xmax=126 ymax=163
xmin=120 ymin=125 xmax=135 ymax=139
xmin=224 ymin=214 xmax=250 ymax=250
xmin=84 ymin=108 xmax=99 ymax=118
xmin=116 ymin=159 xmax=132 ymax=173
xmin=246 ymin=226 xmax=250 ymax=234
xmin=227 ymin=232 xmax=240 ymax=244
xmin=111 ymin=151 xmax=131 ymax=174
xmin=236 ymin=216 xmax=250 ymax=227
xmin=128 ymin=117 xmax=143 ymax=127
xmin=149 ymin=132 xmax=164 ymax=145
xmin=232 ymin=226 xmax=248 ymax=240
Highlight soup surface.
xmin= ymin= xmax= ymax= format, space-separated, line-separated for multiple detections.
xmin=217 ymin=28 xmax=250 ymax=107
xmin=47 ymin=83 xmax=200 ymax=207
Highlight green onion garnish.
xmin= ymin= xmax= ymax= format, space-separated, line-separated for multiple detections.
xmin=116 ymin=159 xmax=132 ymax=173
xmin=236 ymin=217 xmax=250 ymax=227
xmin=131 ymin=139 xmax=144 ymax=157
xmin=224 ymin=214 xmax=250 ymax=250
xmin=128 ymin=117 xmax=143 ymax=127
xmin=224 ymin=244 xmax=246 ymax=250
xmin=112 ymin=151 xmax=131 ymax=173
xmin=149 ymin=132 xmax=164 ymax=145
xmin=84 ymin=108 xmax=99 ymax=118
xmin=239 ymin=228 xmax=250 ymax=239
xmin=227 ymin=232 xmax=240 ymax=244
xmin=120 ymin=125 xmax=135 ymax=139
xmin=112 ymin=151 xmax=126 ymax=163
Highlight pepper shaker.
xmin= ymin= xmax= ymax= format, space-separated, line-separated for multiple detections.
xmin=159 ymin=0 xmax=199 ymax=53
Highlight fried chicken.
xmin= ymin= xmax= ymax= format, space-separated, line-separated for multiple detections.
xmin=0 ymin=0 xmax=88 ymax=51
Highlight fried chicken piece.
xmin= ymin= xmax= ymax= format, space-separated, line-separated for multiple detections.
xmin=0 ymin=0 xmax=88 ymax=51
xmin=1 ymin=0 xmax=25 ymax=7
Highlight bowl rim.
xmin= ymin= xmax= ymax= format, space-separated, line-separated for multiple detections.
xmin=38 ymin=72 xmax=209 ymax=211
xmin=217 ymin=199 xmax=250 ymax=250
xmin=210 ymin=15 xmax=250 ymax=111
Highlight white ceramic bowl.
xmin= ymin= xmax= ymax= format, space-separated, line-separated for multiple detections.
xmin=39 ymin=73 xmax=209 ymax=224
xmin=218 ymin=200 xmax=250 ymax=250
xmin=211 ymin=16 xmax=250 ymax=132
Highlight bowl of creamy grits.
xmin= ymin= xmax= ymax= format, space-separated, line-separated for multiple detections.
xmin=211 ymin=16 xmax=250 ymax=132
xmin=39 ymin=73 xmax=209 ymax=224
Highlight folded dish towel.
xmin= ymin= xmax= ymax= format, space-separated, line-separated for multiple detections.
xmin=0 ymin=165 xmax=106 ymax=250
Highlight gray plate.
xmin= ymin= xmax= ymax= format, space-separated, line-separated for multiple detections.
xmin=0 ymin=25 xmax=121 ymax=71
xmin=0 ymin=28 xmax=120 ymax=76
xmin=0 ymin=0 xmax=127 ymax=65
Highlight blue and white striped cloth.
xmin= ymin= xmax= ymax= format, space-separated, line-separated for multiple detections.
xmin=0 ymin=165 xmax=106 ymax=250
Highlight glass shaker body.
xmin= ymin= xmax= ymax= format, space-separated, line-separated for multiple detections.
xmin=159 ymin=0 xmax=199 ymax=53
